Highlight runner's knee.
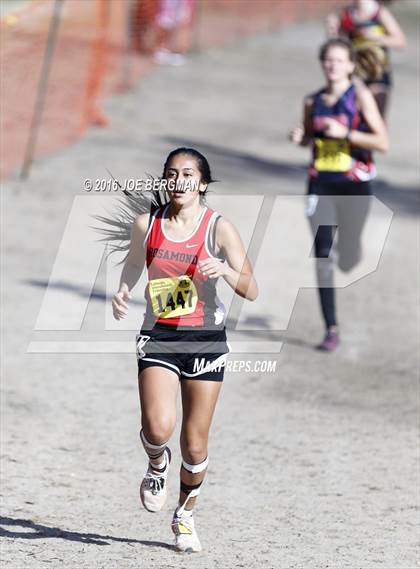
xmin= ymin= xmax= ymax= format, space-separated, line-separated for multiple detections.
xmin=338 ymin=249 xmax=361 ymax=272
xmin=181 ymin=434 xmax=208 ymax=465
xmin=141 ymin=417 xmax=174 ymax=445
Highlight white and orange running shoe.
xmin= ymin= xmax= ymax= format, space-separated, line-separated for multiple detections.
xmin=171 ymin=509 xmax=202 ymax=553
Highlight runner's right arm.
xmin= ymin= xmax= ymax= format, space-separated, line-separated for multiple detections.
xmin=325 ymin=12 xmax=340 ymax=38
xmin=112 ymin=213 xmax=149 ymax=320
xmin=289 ymin=97 xmax=313 ymax=147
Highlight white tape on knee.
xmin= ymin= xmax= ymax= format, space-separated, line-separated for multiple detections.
xmin=182 ymin=456 xmax=209 ymax=474
xmin=139 ymin=429 xmax=167 ymax=453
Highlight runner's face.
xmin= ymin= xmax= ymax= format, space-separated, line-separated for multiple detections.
xmin=321 ymin=47 xmax=354 ymax=83
xmin=165 ymin=155 xmax=207 ymax=206
xmin=354 ymin=0 xmax=374 ymax=10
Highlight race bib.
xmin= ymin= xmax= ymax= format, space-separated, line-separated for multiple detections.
xmin=314 ymin=138 xmax=352 ymax=172
xmin=148 ymin=275 xmax=197 ymax=318
xmin=352 ymin=26 xmax=386 ymax=48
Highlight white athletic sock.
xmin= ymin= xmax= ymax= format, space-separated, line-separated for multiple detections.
xmin=176 ymin=505 xmax=193 ymax=518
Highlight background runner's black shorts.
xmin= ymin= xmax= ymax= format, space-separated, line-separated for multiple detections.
xmin=136 ymin=325 xmax=230 ymax=382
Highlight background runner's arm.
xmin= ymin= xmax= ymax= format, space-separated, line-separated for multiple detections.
xmin=348 ymin=84 xmax=389 ymax=152
xmin=325 ymin=12 xmax=340 ymax=38
xmin=112 ymin=213 xmax=148 ymax=320
xmin=289 ymin=97 xmax=313 ymax=147
xmin=302 ymin=97 xmax=314 ymax=144
xmin=376 ymin=6 xmax=407 ymax=49
xmin=198 ymin=218 xmax=258 ymax=301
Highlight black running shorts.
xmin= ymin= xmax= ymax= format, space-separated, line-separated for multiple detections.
xmin=136 ymin=325 xmax=230 ymax=382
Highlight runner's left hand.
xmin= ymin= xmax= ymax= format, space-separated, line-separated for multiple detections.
xmin=358 ymin=27 xmax=379 ymax=41
xmin=323 ymin=117 xmax=349 ymax=139
xmin=198 ymin=258 xmax=227 ymax=279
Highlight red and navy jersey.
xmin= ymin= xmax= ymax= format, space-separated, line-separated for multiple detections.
xmin=340 ymin=4 xmax=384 ymax=41
xmin=143 ymin=205 xmax=225 ymax=329
xmin=309 ymin=83 xmax=376 ymax=183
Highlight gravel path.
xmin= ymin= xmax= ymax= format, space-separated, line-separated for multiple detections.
xmin=2 ymin=7 xmax=419 ymax=569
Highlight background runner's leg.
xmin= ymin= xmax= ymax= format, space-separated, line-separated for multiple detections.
xmin=335 ymin=192 xmax=371 ymax=273
xmin=308 ymin=194 xmax=338 ymax=328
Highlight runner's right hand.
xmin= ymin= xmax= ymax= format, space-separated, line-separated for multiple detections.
xmin=323 ymin=117 xmax=348 ymax=139
xmin=289 ymin=125 xmax=304 ymax=145
xmin=112 ymin=285 xmax=132 ymax=320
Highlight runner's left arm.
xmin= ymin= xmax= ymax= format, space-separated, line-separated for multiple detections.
xmin=375 ymin=6 xmax=407 ymax=48
xmin=349 ymin=83 xmax=389 ymax=152
xmin=322 ymin=84 xmax=389 ymax=152
xmin=197 ymin=218 xmax=258 ymax=301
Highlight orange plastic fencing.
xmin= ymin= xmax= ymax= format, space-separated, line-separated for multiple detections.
xmin=0 ymin=0 xmax=344 ymax=180
xmin=0 ymin=0 xmax=149 ymax=180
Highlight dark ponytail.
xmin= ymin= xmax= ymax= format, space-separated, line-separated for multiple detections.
xmin=92 ymin=148 xmax=215 ymax=262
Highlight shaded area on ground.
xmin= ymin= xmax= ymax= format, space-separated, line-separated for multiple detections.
xmin=0 ymin=516 xmax=174 ymax=550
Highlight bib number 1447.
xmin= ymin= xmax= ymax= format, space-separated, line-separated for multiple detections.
xmin=148 ymin=275 xmax=197 ymax=318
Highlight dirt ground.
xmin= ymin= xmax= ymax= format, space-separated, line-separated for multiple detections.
xmin=1 ymin=4 xmax=419 ymax=569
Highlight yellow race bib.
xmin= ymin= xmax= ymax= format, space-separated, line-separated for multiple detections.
xmin=148 ymin=275 xmax=197 ymax=319
xmin=352 ymin=25 xmax=385 ymax=48
xmin=314 ymin=138 xmax=352 ymax=172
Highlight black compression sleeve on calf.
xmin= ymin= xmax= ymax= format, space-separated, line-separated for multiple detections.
xmin=318 ymin=287 xmax=337 ymax=328
xmin=180 ymin=480 xmax=203 ymax=496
